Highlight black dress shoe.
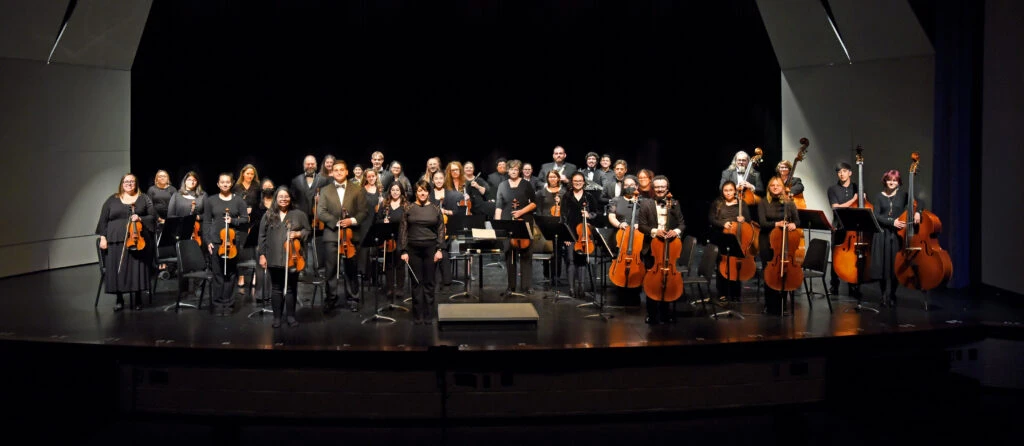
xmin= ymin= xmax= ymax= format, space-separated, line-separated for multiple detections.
xmin=500 ymin=288 xmax=513 ymax=297
xmin=323 ymin=299 xmax=337 ymax=312
xmin=286 ymin=316 xmax=299 ymax=327
xmin=645 ymin=316 xmax=657 ymax=325
xmin=828 ymin=286 xmax=839 ymax=295
xmin=113 ymin=303 xmax=124 ymax=312
xmin=272 ymin=318 xmax=282 ymax=328
xmin=349 ymin=303 xmax=360 ymax=312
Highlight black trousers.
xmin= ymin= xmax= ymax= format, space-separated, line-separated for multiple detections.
xmin=505 ymin=245 xmax=534 ymax=291
xmin=407 ymin=241 xmax=438 ymax=321
xmin=381 ymin=251 xmax=406 ymax=298
xmin=326 ymin=242 xmax=360 ymax=303
xmin=267 ymin=266 xmax=298 ymax=320
xmin=211 ymin=253 xmax=238 ymax=310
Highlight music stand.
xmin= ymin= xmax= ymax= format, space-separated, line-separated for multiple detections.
xmin=708 ymin=232 xmax=746 ymax=320
xmin=578 ymin=228 xmax=614 ymax=321
xmin=796 ymin=209 xmax=834 ymax=311
xmin=361 ymin=221 xmax=399 ymax=324
xmin=489 ymin=219 xmax=532 ymax=299
xmin=447 ymin=213 xmax=486 ymax=300
xmin=834 ymin=208 xmax=882 ymax=314
xmin=535 ymin=216 xmax=573 ymax=301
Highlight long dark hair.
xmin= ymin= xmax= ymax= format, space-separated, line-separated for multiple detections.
xmin=267 ymin=186 xmax=293 ymax=230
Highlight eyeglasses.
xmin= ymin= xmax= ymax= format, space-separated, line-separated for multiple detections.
xmin=122 ymin=180 xmax=136 ymax=184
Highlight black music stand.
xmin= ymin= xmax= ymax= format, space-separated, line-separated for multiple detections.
xmin=797 ymin=209 xmax=834 ymax=310
xmin=447 ymin=213 xmax=487 ymax=301
xmin=158 ymin=216 xmax=194 ymax=310
xmin=834 ymin=208 xmax=881 ymax=314
xmin=535 ymin=216 xmax=573 ymax=301
xmin=578 ymin=227 xmax=614 ymax=321
xmin=361 ymin=221 xmax=399 ymax=324
xmin=708 ymin=232 xmax=746 ymax=320
xmin=489 ymin=219 xmax=531 ymax=299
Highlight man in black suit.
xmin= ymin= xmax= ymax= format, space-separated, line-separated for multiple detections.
xmin=539 ymin=145 xmax=577 ymax=187
xmin=317 ymin=160 xmax=369 ymax=313
xmin=637 ymin=175 xmax=685 ymax=325
xmin=719 ymin=150 xmax=763 ymax=197
xmin=486 ymin=157 xmax=508 ymax=197
xmin=600 ymin=159 xmax=629 ymax=208
xmin=290 ymin=155 xmax=331 ymax=224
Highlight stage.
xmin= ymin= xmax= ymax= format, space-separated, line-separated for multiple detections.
xmin=0 ymin=259 xmax=1021 ymax=444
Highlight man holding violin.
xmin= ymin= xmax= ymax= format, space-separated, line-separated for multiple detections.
xmin=317 ymin=160 xmax=369 ymax=313
xmin=638 ymin=175 xmax=685 ymax=325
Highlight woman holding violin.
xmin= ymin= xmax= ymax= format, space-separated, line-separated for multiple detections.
xmin=258 ymin=187 xmax=310 ymax=328
xmin=359 ymin=167 xmax=384 ymax=283
xmin=378 ymin=182 xmax=408 ymax=301
xmin=560 ymin=172 xmax=600 ymax=300
xmin=495 ymin=160 xmax=538 ymax=296
xmin=758 ymin=176 xmax=801 ymax=316
xmin=535 ymin=170 xmax=564 ymax=217
xmin=870 ymin=169 xmax=922 ymax=306
xmin=96 ymin=173 xmax=158 ymax=311
xmin=607 ymin=175 xmax=643 ymax=305
xmin=709 ymin=180 xmax=752 ymax=302
xmin=637 ymin=175 xmax=685 ymax=324
xmin=203 ymin=172 xmax=249 ymax=316
xmin=444 ymin=161 xmax=472 ymax=216
xmin=400 ymin=180 xmax=446 ymax=324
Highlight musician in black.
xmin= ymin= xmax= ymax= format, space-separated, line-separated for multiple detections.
xmin=204 ymin=173 xmax=249 ymax=316
xmin=826 ymin=162 xmax=862 ymax=297
xmin=560 ymin=172 xmax=600 ymax=300
xmin=257 ymin=187 xmax=310 ymax=328
xmin=758 ymin=176 xmax=800 ymax=316
xmin=97 ymin=173 xmax=158 ymax=312
xmin=400 ymin=180 xmax=446 ymax=324
xmin=495 ymin=160 xmax=538 ymax=295
xmin=709 ymin=181 xmax=751 ymax=301
xmin=870 ymin=169 xmax=921 ymax=306
xmin=720 ymin=150 xmax=763 ymax=196
xmin=607 ymin=175 xmax=643 ymax=306
xmin=637 ymin=175 xmax=685 ymax=324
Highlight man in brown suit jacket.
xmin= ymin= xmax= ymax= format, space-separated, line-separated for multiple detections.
xmin=317 ymin=160 xmax=369 ymax=312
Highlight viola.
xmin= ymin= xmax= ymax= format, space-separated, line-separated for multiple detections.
xmin=894 ymin=153 xmax=952 ymax=291
xmin=217 ymin=208 xmax=238 ymax=260
xmin=833 ymin=145 xmax=874 ymax=284
xmin=643 ymin=193 xmax=683 ymax=301
xmin=573 ymin=200 xmax=594 ymax=255
xmin=458 ymin=183 xmax=472 ymax=215
xmin=763 ymin=207 xmax=804 ymax=292
xmin=312 ymin=189 xmax=325 ymax=231
xmin=190 ymin=200 xmax=202 ymax=246
xmin=125 ymin=204 xmax=145 ymax=251
xmin=285 ymin=219 xmax=306 ymax=273
xmin=550 ymin=193 xmax=561 ymax=217
xmin=381 ymin=206 xmax=397 ymax=252
xmin=510 ymin=198 xmax=532 ymax=250
xmin=739 ymin=147 xmax=765 ymax=206
xmin=608 ymin=196 xmax=645 ymax=288
xmin=338 ymin=208 xmax=356 ymax=258
xmin=718 ymin=198 xmax=757 ymax=282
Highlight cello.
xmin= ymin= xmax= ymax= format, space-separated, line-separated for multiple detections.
xmin=833 ymin=145 xmax=874 ymax=284
xmin=787 ymin=138 xmax=810 ymax=209
xmin=894 ymin=153 xmax=953 ymax=291
xmin=718 ymin=191 xmax=757 ymax=282
xmin=608 ymin=195 xmax=645 ymax=288
xmin=510 ymin=198 xmax=532 ymax=250
xmin=643 ymin=193 xmax=683 ymax=302
xmin=739 ymin=148 xmax=765 ymax=206
xmin=763 ymin=199 xmax=803 ymax=294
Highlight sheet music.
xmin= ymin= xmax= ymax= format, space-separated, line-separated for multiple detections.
xmin=471 ymin=228 xmax=497 ymax=239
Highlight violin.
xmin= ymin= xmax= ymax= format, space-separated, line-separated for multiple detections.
xmin=285 ymin=219 xmax=306 ymax=273
xmin=643 ymin=193 xmax=683 ymax=301
xmin=381 ymin=207 xmax=397 ymax=252
xmin=312 ymin=189 xmax=325 ymax=231
xmin=739 ymin=148 xmax=765 ymax=206
xmin=125 ymin=204 xmax=145 ymax=251
xmin=337 ymin=208 xmax=357 ymax=258
xmin=550 ymin=193 xmax=561 ymax=217
xmin=573 ymin=200 xmax=594 ymax=255
xmin=718 ymin=195 xmax=757 ymax=282
xmin=217 ymin=208 xmax=238 ymax=260
xmin=763 ymin=205 xmax=803 ymax=292
xmin=894 ymin=153 xmax=952 ymax=291
xmin=458 ymin=183 xmax=472 ymax=215
xmin=833 ymin=145 xmax=873 ymax=284
xmin=510 ymin=198 xmax=532 ymax=250
xmin=190 ymin=200 xmax=202 ymax=246
xmin=608 ymin=196 xmax=645 ymax=288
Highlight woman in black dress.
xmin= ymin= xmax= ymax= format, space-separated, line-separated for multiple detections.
xmin=97 ymin=173 xmax=158 ymax=311
xmin=495 ymin=160 xmax=538 ymax=295
xmin=204 ymin=172 xmax=249 ymax=316
xmin=147 ymin=169 xmax=176 ymax=224
xmin=258 ymin=187 xmax=310 ymax=328
xmin=870 ymin=169 xmax=921 ymax=306
xmin=709 ymin=180 xmax=752 ymax=301
xmin=758 ymin=176 xmax=800 ymax=315
xmin=378 ymin=182 xmax=407 ymax=301
xmin=400 ymin=180 xmax=446 ymax=324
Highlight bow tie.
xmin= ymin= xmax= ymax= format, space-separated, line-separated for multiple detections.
xmin=305 ymin=173 xmax=314 ymax=178
xmin=337 ymin=182 xmax=346 ymax=189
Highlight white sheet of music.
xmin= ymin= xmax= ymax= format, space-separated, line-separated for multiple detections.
xmin=472 ymin=228 xmax=497 ymax=239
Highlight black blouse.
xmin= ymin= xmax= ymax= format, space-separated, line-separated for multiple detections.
xmin=96 ymin=194 xmax=158 ymax=243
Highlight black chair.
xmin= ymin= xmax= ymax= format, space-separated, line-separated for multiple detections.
xmin=801 ymin=238 xmax=832 ymax=313
xmin=677 ymin=235 xmax=697 ymax=275
xmin=151 ymin=245 xmax=178 ymax=305
xmin=95 ymin=238 xmax=107 ymax=307
xmin=299 ymin=239 xmax=328 ymax=307
xmin=680 ymin=243 xmax=718 ymax=315
xmin=166 ymin=240 xmax=213 ymax=312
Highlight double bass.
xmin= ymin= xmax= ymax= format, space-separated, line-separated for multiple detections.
xmin=643 ymin=193 xmax=683 ymax=302
xmin=608 ymin=195 xmax=645 ymax=288
xmin=833 ymin=145 xmax=873 ymax=284
xmin=894 ymin=153 xmax=952 ymax=291
xmin=763 ymin=202 xmax=803 ymax=293
xmin=787 ymin=138 xmax=810 ymax=209
xmin=739 ymin=148 xmax=765 ymax=206
xmin=718 ymin=194 xmax=757 ymax=282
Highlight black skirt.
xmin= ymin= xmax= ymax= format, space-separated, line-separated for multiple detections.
xmin=104 ymin=242 xmax=152 ymax=293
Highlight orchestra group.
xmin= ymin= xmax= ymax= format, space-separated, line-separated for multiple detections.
xmin=97 ymin=143 xmax=947 ymax=327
